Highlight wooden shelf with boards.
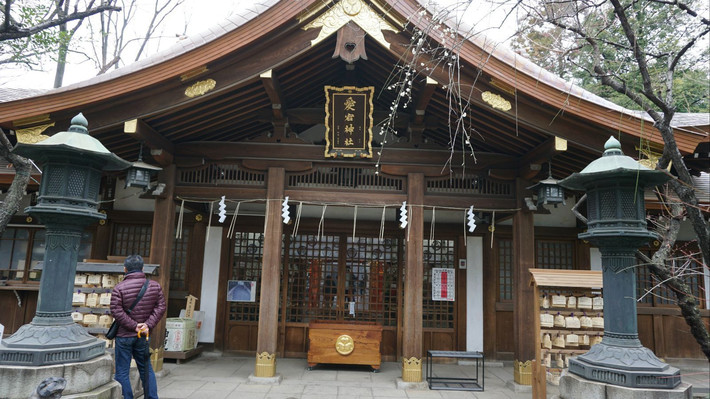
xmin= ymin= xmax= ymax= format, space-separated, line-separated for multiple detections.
xmin=529 ymin=268 xmax=604 ymax=399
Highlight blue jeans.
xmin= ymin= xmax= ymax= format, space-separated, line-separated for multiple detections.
xmin=114 ymin=336 xmax=158 ymax=399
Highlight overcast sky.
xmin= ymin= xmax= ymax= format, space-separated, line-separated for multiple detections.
xmin=0 ymin=0 xmax=518 ymax=90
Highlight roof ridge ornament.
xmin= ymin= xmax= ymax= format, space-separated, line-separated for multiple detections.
xmin=302 ymin=0 xmax=399 ymax=48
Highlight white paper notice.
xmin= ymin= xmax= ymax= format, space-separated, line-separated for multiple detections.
xmin=432 ymin=268 xmax=455 ymax=301
xmin=349 ymin=301 xmax=355 ymax=316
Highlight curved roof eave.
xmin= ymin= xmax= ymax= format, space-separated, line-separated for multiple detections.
xmin=388 ymin=0 xmax=707 ymax=152
xmin=0 ymin=0 xmax=317 ymax=124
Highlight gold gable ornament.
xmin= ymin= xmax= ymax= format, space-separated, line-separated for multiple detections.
xmin=482 ymin=91 xmax=512 ymax=111
xmin=302 ymin=0 xmax=400 ymax=48
xmin=15 ymin=123 xmax=54 ymax=144
xmin=185 ymin=79 xmax=216 ymax=98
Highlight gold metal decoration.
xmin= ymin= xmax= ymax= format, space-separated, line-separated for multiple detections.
xmin=302 ymin=0 xmax=399 ymax=48
xmin=195 ymin=214 xmax=203 ymax=222
xmin=185 ymin=79 xmax=216 ymax=98
xmin=402 ymin=357 xmax=422 ymax=382
xmin=514 ymin=359 xmax=533 ymax=385
xmin=15 ymin=123 xmax=54 ymax=143
xmin=254 ymin=352 xmax=276 ymax=377
xmin=324 ymin=85 xmax=374 ymax=158
xmin=335 ymin=334 xmax=354 ymax=355
xmin=488 ymin=225 xmax=495 ymax=233
xmin=26 ymin=216 xmax=33 ymax=223
xmin=482 ymin=91 xmax=512 ymax=111
xmin=637 ymin=146 xmax=671 ymax=171
xmin=150 ymin=347 xmax=164 ymax=372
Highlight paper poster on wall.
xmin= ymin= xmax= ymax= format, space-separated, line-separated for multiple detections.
xmin=227 ymin=280 xmax=256 ymax=302
xmin=0 ymin=323 xmax=4 ymax=345
xmin=432 ymin=268 xmax=455 ymax=301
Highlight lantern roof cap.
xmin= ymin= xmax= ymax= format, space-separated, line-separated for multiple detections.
xmin=130 ymin=160 xmax=162 ymax=171
xmin=12 ymin=113 xmax=131 ymax=171
xmin=559 ymin=136 xmax=671 ymax=190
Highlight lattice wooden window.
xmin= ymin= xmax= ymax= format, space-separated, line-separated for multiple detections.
xmin=228 ymin=232 xmax=264 ymax=321
xmin=426 ymin=174 xmax=514 ymax=197
xmin=177 ymin=163 xmax=265 ymax=186
xmin=170 ymin=227 xmax=191 ymax=292
xmin=112 ymin=224 xmax=151 ymax=257
xmin=0 ymin=227 xmax=29 ymax=281
xmin=536 ymin=240 xmax=575 ymax=270
xmin=498 ymin=239 xmax=513 ymax=302
xmin=344 ymin=236 xmax=400 ymax=326
xmin=422 ymin=239 xmax=456 ymax=328
xmin=287 ymin=166 xmax=404 ymax=192
xmin=284 ymin=234 xmax=340 ymax=322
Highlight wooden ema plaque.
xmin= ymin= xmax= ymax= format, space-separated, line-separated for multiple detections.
xmin=307 ymin=320 xmax=382 ymax=370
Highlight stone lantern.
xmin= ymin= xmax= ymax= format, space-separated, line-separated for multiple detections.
xmin=0 ymin=113 xmax=131 ymax=366
xmin=559 ymin=136 xmax=680 ymax=389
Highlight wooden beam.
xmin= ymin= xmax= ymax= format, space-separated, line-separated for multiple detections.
xmin=259 ymin=70 xmax=284 ymax=120
xmin=402 ymin=173 xmax=424 ymax=361
xmin=414 ymin=77 xmax=438 ymax=124
xmin=174 ymin=142 xmax=517 ymax=171
xmin=256 ymin=168 xmax=285 ymax=357
xmin=517 ymin=137 xmax=567 ymax=179
xmin=124 ymin=119 xmax=175 ymax=166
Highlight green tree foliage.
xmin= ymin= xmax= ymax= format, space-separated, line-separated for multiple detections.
xmin=512 ymin=0 xmax=710 ymax=113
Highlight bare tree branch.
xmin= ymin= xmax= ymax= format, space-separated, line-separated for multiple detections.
xmin=0 ymin=3 xmax=121 ymax=41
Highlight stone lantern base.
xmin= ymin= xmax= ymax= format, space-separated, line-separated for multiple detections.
xmin=0 ymin=353 xmax=121 ymax=399
xmin=558 ymin=372 xmax=692 ymax=399
xmin=0 ymin=323 xmax=105 ymax=366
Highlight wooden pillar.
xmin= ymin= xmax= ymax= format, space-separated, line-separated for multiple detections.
xmin=254 ymin=167 xmax=285 ymax=378
xmin=402 ymin=173 xmax=424 ymax=382
xmin=148 ymin=165 xmax=177 ymax=371
xmin=513 ymin=178 xmax=536 ymax=385
xmin=90 ymin=220 xmax=111 ymax=260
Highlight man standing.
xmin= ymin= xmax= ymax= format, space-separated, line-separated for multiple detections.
xmin=111 ymin=255 xmax=166 ymax=399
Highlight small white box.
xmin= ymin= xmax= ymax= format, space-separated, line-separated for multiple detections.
xmin=163 ymin=318 xmax=196 ymax=352
xmin=179 ymin=309 xmax=205 ymax=343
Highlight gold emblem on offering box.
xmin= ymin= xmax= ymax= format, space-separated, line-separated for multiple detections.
xmin=335 ymin=334 xmax=354 ymax=355
xmin=324 ymin=86 xmax=374 ymax=158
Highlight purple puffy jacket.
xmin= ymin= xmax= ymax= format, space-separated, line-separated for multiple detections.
xmin=110 ymin=272 xmax=166 ymax=338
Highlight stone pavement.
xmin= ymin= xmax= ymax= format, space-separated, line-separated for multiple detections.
xmin=154 ymin=353 xmax=709 ymax=399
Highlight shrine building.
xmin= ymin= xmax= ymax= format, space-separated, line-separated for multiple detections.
xmin=0 ymin=0 xmax=707 ymax=382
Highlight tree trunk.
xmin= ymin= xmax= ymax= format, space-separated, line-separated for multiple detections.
xmin=0 ymin=130 xmax=32 ymax=234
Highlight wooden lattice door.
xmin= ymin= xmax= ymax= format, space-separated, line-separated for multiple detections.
xmin=280 ymin=233 xmax=402 ymax=359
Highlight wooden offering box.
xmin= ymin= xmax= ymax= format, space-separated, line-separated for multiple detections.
xmin=307 ymin=320 xmax=382 ymax=370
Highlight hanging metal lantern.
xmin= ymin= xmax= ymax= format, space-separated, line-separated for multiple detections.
xmin=528 ymin=163 xmax=566 ymax=206
xmin=125 ymin=144 xmax=162 ymax=190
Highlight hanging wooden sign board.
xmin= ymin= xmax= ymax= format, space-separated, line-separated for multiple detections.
xmin=324 ymin=85 xmax=374 ymax=158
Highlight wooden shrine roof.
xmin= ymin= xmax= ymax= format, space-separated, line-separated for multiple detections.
xmin=529 ymin=268 xmax=603 ymax=289
xmin=0 ymin=0 xmax=706 ymax=181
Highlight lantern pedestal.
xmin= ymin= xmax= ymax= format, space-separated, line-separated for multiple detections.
xmin=0 ymin=215 xmax=105 ymax=366
xmin=558 ymin=372 xmax=691 ymax=399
